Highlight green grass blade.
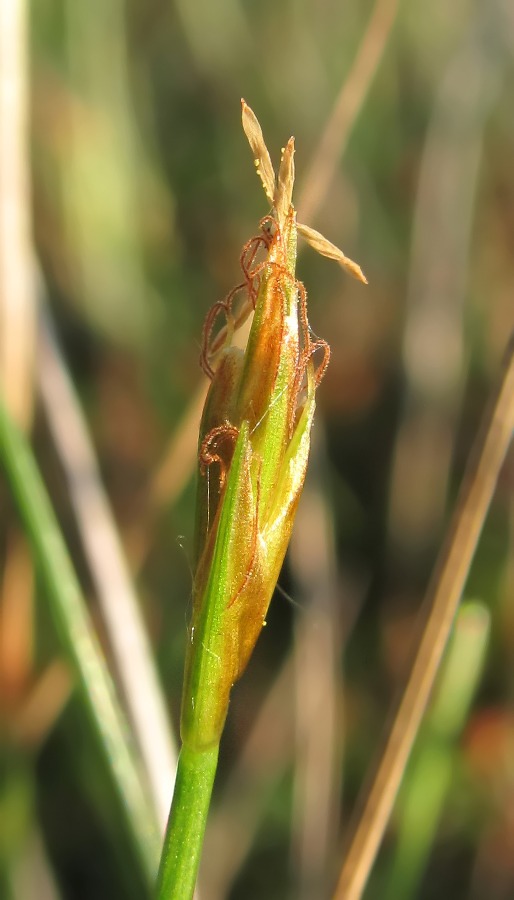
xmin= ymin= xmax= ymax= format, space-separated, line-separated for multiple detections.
xmin=0 ymin=397 xmax=160 ymax=886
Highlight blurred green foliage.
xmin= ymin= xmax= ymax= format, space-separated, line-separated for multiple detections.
xmin=1 ymin=0 xmax=513 ymax=897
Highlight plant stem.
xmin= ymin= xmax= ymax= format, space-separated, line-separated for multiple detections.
xmin=156 ymin=743 xmax=219 ymax=900
xmin=0 ymin=398 xmax=160 ymax=886
xmin=383 ymin=602 xmax=490 ymax=900
xmin=334 ymin=334 xmax=514 ymax=900
xmin=38 ymin=314 xmax=177 ymax=831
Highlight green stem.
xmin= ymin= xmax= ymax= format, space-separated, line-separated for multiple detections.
xmin=156 ymin=744 xmax=219 ymax=899
xmin=0 ymin=399 xmax=160 ymax=885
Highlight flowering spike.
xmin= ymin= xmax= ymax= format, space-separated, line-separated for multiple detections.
xmin=181 ymin=104 xmax=366 ymax=753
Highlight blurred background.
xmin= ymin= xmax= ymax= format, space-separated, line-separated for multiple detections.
xmin=1 ymin=0 xmax=514 ymax=897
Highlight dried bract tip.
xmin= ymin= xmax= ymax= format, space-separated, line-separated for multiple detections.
xmin=297 ymin=222 xmax=368 ymax=284
xmin=241 ymin=99 xmax=275 ymax=205
xmin=275 ymin=136 xmax=295 ymax=228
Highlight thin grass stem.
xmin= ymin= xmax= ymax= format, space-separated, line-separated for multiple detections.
xmin=0 ymin=398 xmax=160 ymax=886
xmin=156 ymin=744 xmax=219 ymax=900
xmin=37 ymin=312 xmax=177 ymax=832
xmin=383 ymin=601 xmax=490 ymax=900
xmin=334 ymin=334 xmax=514 ymax=900
xmin=297 ymin=0 xmax=400 ymax=225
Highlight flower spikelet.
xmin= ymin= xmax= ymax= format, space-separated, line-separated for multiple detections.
xmin=181 ymin=102 xmax=366 ymax=751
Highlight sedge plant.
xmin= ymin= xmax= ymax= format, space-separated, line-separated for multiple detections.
xmin=156 ymin=102 xmax=366 ymax=899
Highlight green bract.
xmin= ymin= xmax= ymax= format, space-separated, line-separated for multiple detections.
xmin=181 ymin=102 xmax=366 ymax=752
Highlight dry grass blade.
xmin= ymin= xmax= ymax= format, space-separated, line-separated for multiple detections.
xmin=0 ymin=0 xmax=34 ymax=428
xmin=11 ymin=826 xmax=63 ymax=900
xmin=289 ymin=429 xmax=342 ymax=900
xmin=297 ymin=0 xmax=400 ymax=225
xmin=11 ymin=660 xmax=72 ymax=748
xmin=388 ymin=5 xmax=509 ymax=555
xmin=37 ymin=314 xmax=177 ymax=833
xmin=334 ymin=334 xmax=514 ymax=900
xmin=0 ymin=533 xmax=33 ymax=702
